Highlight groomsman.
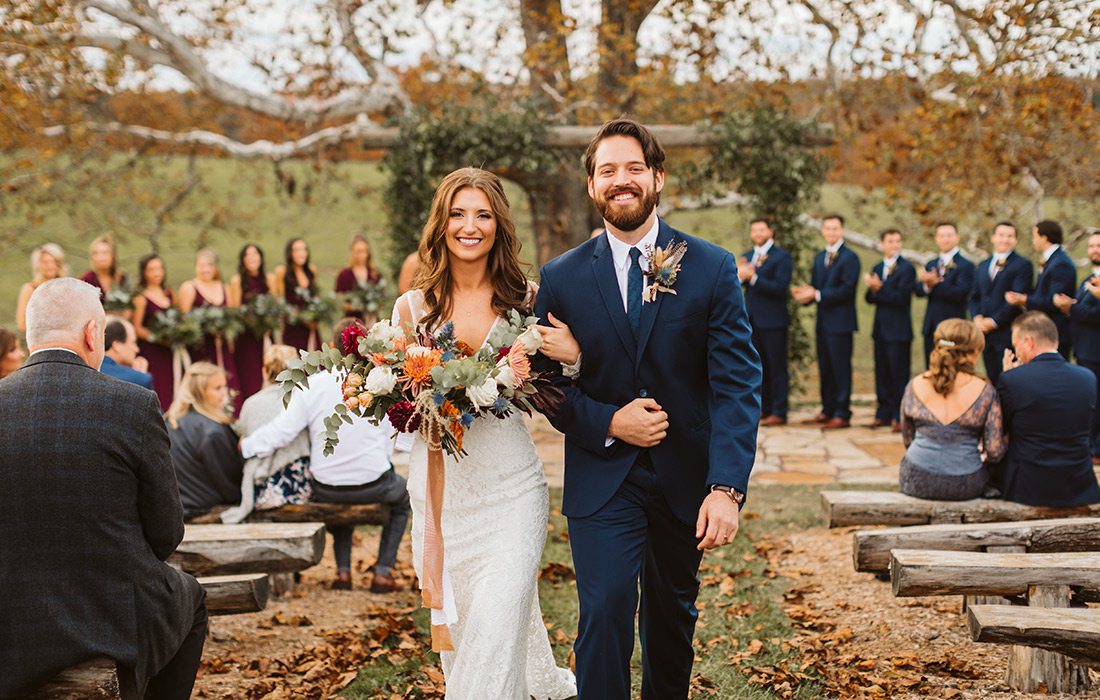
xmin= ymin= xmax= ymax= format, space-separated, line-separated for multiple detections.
xmin=792 ymin=214 xmax=860 ymax=429
xmin=864 ymin=229 xmax=915 ymax=431
xmin=971 ymin=221 xmax=1033 ymax=384
xmin=1056 ymin=232 xmax=1100 ymax=463
xmin=916 ymin=222 xmax=975 ymax=365
xmin=1005 ymin=219 xmax=1076 ymax=359
xmin=738 ymin=217 xmax=793 ymax=426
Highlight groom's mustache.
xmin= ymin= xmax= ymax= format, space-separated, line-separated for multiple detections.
xmin=606 ymin=186 xmax=644 ymax=201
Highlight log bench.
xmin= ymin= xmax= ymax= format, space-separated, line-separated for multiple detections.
xmin=20 ymin=573 xmax=270 ymax=699
xmin=170 ymin=522 xmax=326 ymax=576
xmin=889 ymin=549 xmax=1100 ymax=693
xmin=969 ymin=606 xmax=1100 ymax=667
xmin=187 ymin=501 xmax=390 ymax=528
xmin=852 ymin=516 xmax=1100 ymax=573
xmin=822 ymin=490 xmax=1100 ymax=528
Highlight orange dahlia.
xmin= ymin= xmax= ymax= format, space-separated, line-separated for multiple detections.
xmin=402 ymin=346 xmax=442 ymax=390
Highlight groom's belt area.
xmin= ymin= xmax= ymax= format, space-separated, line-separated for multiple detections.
xmin=635 ymin=448 xmax=653 ymax=468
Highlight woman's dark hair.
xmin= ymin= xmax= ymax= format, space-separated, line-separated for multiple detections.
xmin=137 ymin=253 xmax=164 ymax=289
xmin=0 ymin=327 xmax=16 ymax=358
xmin=238 ymin=243 xmax=269 ymax=295
xmin=284 ymin=238 xmax=315 ymax=294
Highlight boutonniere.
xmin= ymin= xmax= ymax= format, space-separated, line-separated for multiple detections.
xmin=885 ymin=262 xmax=896 ymax=276
xmin=755 ymin=254 xmax=768 ymax=269
xmin=642 ymin=240 xmax=688 ymax=303
xmin=825 ymin=251 xmax=837 ymax=267
xmin=995 ymin=257 xmax=1008 ymax=271
xmin=943 ymin=259 xmax=956 ymax=273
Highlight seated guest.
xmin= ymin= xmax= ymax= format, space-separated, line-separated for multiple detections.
xmin=0 ymin=278 xmax=206 ymax=699
xmin=996 ymin=311 xmax=1100 ymax=506
xmin=899 ymin=319 xmax=1006 ymax=500
xmin=0 ymin=326 xmax=25 ymax=379
xmin=221 ymin=345 xmax=311 ymax=524
xmin=166 ymin=361 xmax=244 ymax=519
xmin=241 ymin=319 xmax=412 ymax=593
xmin=101 ymin=317 xmax=155 ymax=391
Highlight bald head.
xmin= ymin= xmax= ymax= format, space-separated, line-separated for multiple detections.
xmin=26 ymin=278 xmax=106 ymax=368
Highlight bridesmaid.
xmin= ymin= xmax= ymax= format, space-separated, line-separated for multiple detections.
xmin=80 ymin=235 xmax=127 ymax=306
xmin=335 ymin=232 xmax=382 ymax=322
xmin=16 ymin=243 xmax=67 ymax=333
xmin=179 ymin=248 xmax=242 ymax=413
xmin=0 ymin=327 xmax=26 ymax=379
xmin=132 ymin=254 xmax=176 ymax=412
xmin=274 ymin=237 xmax=318 ymax=352
xmin=228 ymin=243 xmax=274 ymax=403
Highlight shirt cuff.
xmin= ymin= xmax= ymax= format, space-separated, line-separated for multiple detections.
xmin=604 ymin=437 xmax=615 ymax=448
xmin=561 ymin=352 xmax=582 ymax=379
xmin=814 ymin=290 xmax=821 ymax=303
xmin=749 ymin=274 xmax=758 ymax=286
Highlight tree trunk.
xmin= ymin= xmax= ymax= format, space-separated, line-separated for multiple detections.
xmin=525 ymin=161 xmax=603 ymax=267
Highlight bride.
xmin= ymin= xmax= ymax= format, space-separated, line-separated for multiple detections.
xmin=393 ymin=167 xmax=579 ymax=698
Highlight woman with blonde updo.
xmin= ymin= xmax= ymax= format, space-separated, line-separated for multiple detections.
xmin=899 ymin=319 xmax=1007 ymax=500
xmin=16 ymin=243 xmax=67 ymax=333
xmin=165 ymin=362 xmax=243 ymax=519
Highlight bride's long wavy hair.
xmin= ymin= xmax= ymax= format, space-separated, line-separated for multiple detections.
xmin=412 ymin=168 xmax=532 ymax=331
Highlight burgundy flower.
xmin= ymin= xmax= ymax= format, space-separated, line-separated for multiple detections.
xmin=341 ymin=321 xmax=369 ymax=359
xmin=387 ymin=400 xmax=417 ymax=433
xmin=496 ymin=345 xmax=512 ymax=363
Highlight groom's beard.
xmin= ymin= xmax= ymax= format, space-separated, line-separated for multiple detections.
xmin=594 ymin=184 xmax=659 ymax=233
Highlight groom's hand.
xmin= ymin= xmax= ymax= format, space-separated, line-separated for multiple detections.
xmin=608 ymin=398 xmax=668 ymax=447
xmin=696 ymin=493 xmax=740 ymax=551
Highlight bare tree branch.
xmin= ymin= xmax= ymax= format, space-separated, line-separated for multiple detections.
xmin=329 ymin=0 xmax=408 ymax=107
xmin=797 ymin=0 xmax=843 ymax=91
xmin=9 ymin=31 xmax=173 ymax=67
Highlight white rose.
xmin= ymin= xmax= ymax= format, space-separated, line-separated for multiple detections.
xmin=515 ymin=324 xmax=542 ymax=354
xmin=465 ymin=376 xmax=499 ymax=410
xmin=495 ymin=364 xmax=518 ymax=392
xmin=367 ymin=319 xmax=405 ymax=345
xmin=364 ymin=365 xmax=397 ymax=394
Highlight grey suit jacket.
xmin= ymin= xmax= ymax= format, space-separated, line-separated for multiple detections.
xmin=0 ymin=350 xmax=196 ymax=696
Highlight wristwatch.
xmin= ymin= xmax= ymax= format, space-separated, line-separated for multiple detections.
xmin=709 ymin=484 xmax=745 ymax=505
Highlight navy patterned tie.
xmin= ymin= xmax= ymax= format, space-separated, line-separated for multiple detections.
xmin=628 ymin=247 xmax=643 ymax=338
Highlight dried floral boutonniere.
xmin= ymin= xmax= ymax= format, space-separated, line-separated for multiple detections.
xmin=995 ymin=257 xmax=1008 ymax=271
xmin=755 ymin=254 xmax=768 ymax=269
xmin=642 ymin=240 xmax=688 ymax=303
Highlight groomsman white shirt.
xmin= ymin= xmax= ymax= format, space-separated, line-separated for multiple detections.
xmin=606 ymin=218 xmax=661 ymax=312
xmin=1042 ymin=244 xmax=1061 ymax=263
xmin=241 ymin=369 xmax=393 ymax=486
xmin=990 ymin=251 xmax=1010 ymax=280
xmin=881 ymin=255 xmax=899 ymax=281
xmin=749 ymin=238 xmax=774 ymax=286
xmin=813 ymin=239 xmax=845 ymax=302
xmin=939 ymin=247 xmax=960 ymax=268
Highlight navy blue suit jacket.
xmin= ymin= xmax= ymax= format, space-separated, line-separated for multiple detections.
xmin=864 ymin=258 xmax=915 ymax=342
xmin=997 ymin=354 xmax=1100 ymax=506
xmin=741 ymin=245 xmax=792 ymax=330
xmin=811 ymin=244 xmax=860 ymax=334
xmin=916 ymin=254 xmax=975 ymax=335
xmin=536 ymin=221 xmax=762 ymax=524
xmin=100 ymin=355 xmax=155 ymax=391
xmin=970 ymin=252 xmax=1033 ymax=348
xmin=1070 ymin=275 xmax=1100 ymax=363
xmin=1027 ymin=247 xmax=1076 ymax=342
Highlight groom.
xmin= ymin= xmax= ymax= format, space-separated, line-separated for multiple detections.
xmin=536 ymin=119 xmax=761 ymax=698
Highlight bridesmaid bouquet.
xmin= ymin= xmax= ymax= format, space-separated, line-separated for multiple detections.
xmin=189 ymin=305 xmax=245 ymax=342
xmin=342 ymin=279 xmax=391 ymax=317
xmin=239 ymin=294 xmax=288 ymax=338
xmin=103 ymin=285 xmax=135 ymax=313
xmin=278 ymin=310 xmax=564 ymax=458
xmin=148 ymin=308 xmax=203 ymax=349
xmin=290 ymin=287 xmax=340 ymax=326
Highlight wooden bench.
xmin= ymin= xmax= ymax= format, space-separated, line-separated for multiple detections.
xmin=852 ymin=516 xmax=1100 ymax=573
xmin=822 ymin=490 xmax=1100 ymax=528
xmin=969 ymin=606 xmax=1100 ymax=667
xmin=889 ymin=549 xmax=1099 ymax=693
xmin=170 ymin=522 xmax=326 ymax=576
xmin=188 ymin=502 xmax=390 ymax=528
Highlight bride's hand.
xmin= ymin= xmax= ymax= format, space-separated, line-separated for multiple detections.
xmin=538 ymin=312 xmax=581 ymax=365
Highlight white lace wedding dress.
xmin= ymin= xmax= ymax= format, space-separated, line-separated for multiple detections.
xmin=394 ymin=290 xmax=577 ymax=700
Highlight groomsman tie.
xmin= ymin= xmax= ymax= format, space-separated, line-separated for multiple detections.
xmin=628 ymin=247 xmax=643 ymax=338
xmin=825 ymin=251 xmax=837 ymax=268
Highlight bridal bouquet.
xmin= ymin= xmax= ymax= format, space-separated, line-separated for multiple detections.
xmin=239 ymin=293 xmax=288 ymax=338
xmin=290 ymin=287 xmax=340 ymax=326
xmin=189 ymin=305 xmax=245 ymax=342
xmin=278 ymin=310 xmax=564 ymax=458
xmin=148 ymin=308 xmax=203 ymax=349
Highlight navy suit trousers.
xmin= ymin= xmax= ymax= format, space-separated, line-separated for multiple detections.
xmin=817 ymin=331 xmax=853 ymax=419
xmin=1079 ymin=359 xmax=1100 ymax=458
xmin=569 ymin=462 xmax=705 ymax=700
xmin=752 ymin=327 xmax=789 ymax=418
xmin=874 ymin=341 xmax=911 ymax=423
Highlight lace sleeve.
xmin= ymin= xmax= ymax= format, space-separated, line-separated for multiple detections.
xmin=900 ymin=380 xmax=917 ymax=447
xmin=982 ymin=384 xmax=1008 ymax=464
xmin=392 ymin=290 xmax=424 ymax=335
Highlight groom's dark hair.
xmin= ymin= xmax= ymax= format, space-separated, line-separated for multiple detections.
xmin=584 ymin=119 xmax=666 ymax=177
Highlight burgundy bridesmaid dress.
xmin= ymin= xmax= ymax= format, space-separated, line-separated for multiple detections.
xmin=137 ymin=291 xmax=176 ymax=412
xmin=191 ymin=285 xmax=242 ymax=415
xmin=282 ymin=282 xmax=314 ymax=352
xmin=233 ymin=275 xmax=268 ymax=402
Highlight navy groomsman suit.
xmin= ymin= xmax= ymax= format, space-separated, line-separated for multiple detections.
xmin=742 ymin=241 xmax=793 ymax=420
xmin=997 ymin=353 xmax=1100 ymax=506
xmin=916 ymin=250 xmax=975 ymax=364
xmin=970 ymin=251 xmax=1033 ymax=384
xmin=1027 ymin=245 xmax=1077 ymax=359
xmin=811 ymin=243 xmax=860 ymax=420
xmin=865 ymin=256 xmax=915 ymax=424
xmin=1070 ymin=270 xmax=1100 ymax=459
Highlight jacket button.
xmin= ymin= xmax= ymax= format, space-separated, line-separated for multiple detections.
xmin=639 ymin=388 xmax=649 ymax=398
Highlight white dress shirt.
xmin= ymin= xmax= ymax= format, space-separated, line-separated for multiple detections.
xmin=1042 ymin=244 xmax=1060 ymax=264
xmin=939 ymin=247 xmax=960 ymax=268
xmin=881 ymin=255 xmax=899 ymax=281
xmin=814 ymin=239 xmax=845 ymax=302
xmin=241 ymin=370 xmax=393 ymax=486
xmin=605 ymin=218 xmax=661 ymax=312
xmin=749 ymin=238 xmax=774 ymax=286
xmin=990 ymin=251 xmax=1009 ymax=280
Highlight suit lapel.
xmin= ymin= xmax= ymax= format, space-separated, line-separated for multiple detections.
xmin=634 ymin=223 xmax=674 ymax=366
xmin=592 ymin=235 xmax=636 ymax=357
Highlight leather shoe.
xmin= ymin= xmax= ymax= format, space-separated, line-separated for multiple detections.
xmin=866 ymin=418 xmax=889 ymax=428
xmin=370 ymin=571 xmax=398 ymax=594
xmin=822 ymin=418 xmax=850 ymax=430
xmin=760 ymin=415 xmax=787 ymax=426
xmin=331 ymin=571 xmax=352 ymax=591
xmin=891 ymin=422 xmax=902 ymax=433
xmin=801 ymin=414 xmax=829 ymax=425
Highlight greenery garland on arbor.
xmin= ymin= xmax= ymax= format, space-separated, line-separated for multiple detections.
xmin=382 ymin=104 xmax=828 ymax=379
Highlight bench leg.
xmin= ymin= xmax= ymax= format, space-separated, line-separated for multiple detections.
xmin=1005 ymin=585 xmax=1092 ymax=694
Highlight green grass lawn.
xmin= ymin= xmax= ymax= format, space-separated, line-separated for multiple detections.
xmin=341 ymin=482 xmax=892 ymax=698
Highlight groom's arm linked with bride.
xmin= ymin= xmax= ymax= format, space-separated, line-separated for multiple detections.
xmin=530 ymin=118 xmax=762 ymax=699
